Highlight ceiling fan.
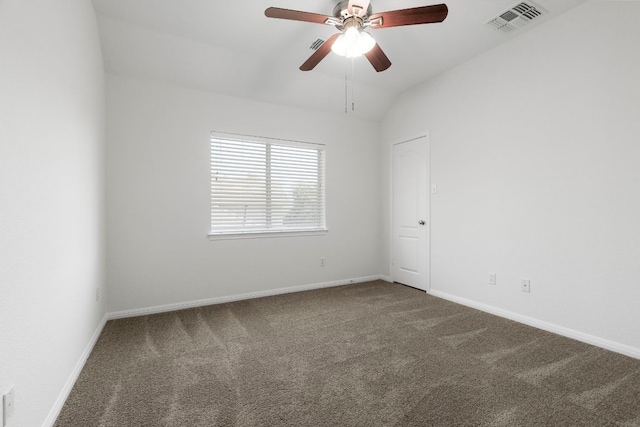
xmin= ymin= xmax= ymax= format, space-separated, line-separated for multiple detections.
xmin=265 ymin=0 xmax=448 ymax=72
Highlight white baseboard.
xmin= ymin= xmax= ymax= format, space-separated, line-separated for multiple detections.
xmin=107 ymin=275 xmax=384 ymax=320
xmin=428 ymin=289 xmax=640 ymax=360
xmin=42 ymin=314 xmax=108 ymax=427
xmin=378 ymin=275 xmax=392 ymax=283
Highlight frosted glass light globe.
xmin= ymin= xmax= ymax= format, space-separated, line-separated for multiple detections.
xmin=331 ymin=29 xmax=376 ymax=58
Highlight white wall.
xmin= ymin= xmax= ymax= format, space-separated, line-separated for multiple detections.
xmin=381 ymin=1 xmax=640 ymax=353
xmin=106 ymin=74 xmax=382 ymax=313
xmin=0 ymin=1 xmax=106 ymax=426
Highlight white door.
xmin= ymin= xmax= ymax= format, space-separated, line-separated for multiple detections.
xmin=392 ymin=136 xmax=429 ymax=290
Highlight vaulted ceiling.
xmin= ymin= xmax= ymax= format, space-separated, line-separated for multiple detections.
xmin=92 ymin=0 xmax=586 ymax=121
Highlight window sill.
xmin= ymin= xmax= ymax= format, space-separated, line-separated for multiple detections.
xmin=207 ymin=229 xmax=328 ymax=241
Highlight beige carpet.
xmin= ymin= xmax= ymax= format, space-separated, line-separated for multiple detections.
xmin=55 ymin=280 xmax=640 ymax=426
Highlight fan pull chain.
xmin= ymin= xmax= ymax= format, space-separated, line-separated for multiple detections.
xmin=344 ymin=57 xmax=348 ymax=114
xmin=351 ymin=58 xmax=355 ymax=111
xmin=343 ymin=58 xmax=358 ymax=113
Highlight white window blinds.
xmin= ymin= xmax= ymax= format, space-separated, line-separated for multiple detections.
xmin=210 ymin=134 xmax=326 ymax=236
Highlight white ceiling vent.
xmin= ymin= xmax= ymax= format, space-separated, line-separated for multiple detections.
xmin=309 ymin=38 xmax=326 ymax=50
xmin=487 ymin=2 xmax=546 ymax=34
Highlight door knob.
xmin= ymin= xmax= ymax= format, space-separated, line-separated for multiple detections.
xmin=418 ymin=220 xmax=425 ymax=226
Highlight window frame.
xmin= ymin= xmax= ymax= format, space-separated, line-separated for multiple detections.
xmin=208 ymin=132 xmax=328 ymax=240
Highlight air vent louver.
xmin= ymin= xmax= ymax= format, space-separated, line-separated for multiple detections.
xmin=500 ymin=10 xmax=518 ymax=22
xmin=487 ymin=1 xmax=546 ymax=34
xmin=513 ymin=3 xmax=543 ymax=20
xmin=309 ymin=38 xmax=325 ymax=50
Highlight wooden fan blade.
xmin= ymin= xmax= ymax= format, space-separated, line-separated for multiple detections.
xmin=365 ymin=43 xmax=392 ymax=72
xmin=300 ymin=34 xmax=340 ymax=71
xmin=265 ymin=7 xmax=332 ymax=24
xmin=369 ymin=4 xmax=448 ymax=28
xmin=348 ymin=0 xmax=370 ymax=17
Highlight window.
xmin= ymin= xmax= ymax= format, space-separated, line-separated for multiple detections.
xmin=209 ymin=133 xmax=326 ymax=238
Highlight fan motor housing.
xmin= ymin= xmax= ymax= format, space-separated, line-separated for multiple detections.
xmin=332 ymin=0 xmax=372 ymax=30
xmin=333 ymin=0 xmax=373 ymax=19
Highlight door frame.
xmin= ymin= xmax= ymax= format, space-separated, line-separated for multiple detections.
xmin=390 ymin=133 xmax=431 ymax=291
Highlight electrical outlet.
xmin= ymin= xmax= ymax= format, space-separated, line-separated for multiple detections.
xmin=320 ymin=257 xmax=325 ymax=267
xmin=2 ymin=385 xmax=14 ymax=426
xmin=488 ymin=272 xmax=496 ymax=285
xmin=521 ymin=279 xmax=531 ymax=293
xmin=431 ymin=184 xmax=437 ymax=194
xmin=96 ymin=287 xmax=101 ymax=301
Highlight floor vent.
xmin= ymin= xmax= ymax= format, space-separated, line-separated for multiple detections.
xmin=487 ymin=1 xmax=546 ymax=34
xmin=309 ymin=38 xmax=326 ymax=50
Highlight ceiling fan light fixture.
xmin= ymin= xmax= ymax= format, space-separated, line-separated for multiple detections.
xmin=331 ymin=29 xmax=376 ymax=58
xmin=265 ymin=2 xmax=448 ymax=71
